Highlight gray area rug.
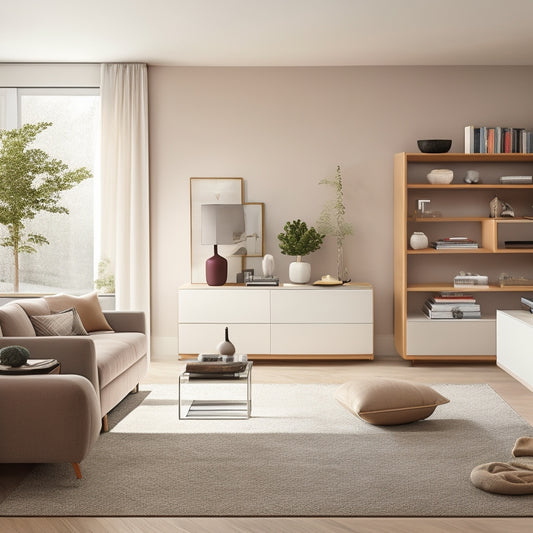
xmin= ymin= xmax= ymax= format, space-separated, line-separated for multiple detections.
xmin=1 ymin=383 xmax=532 ymax=516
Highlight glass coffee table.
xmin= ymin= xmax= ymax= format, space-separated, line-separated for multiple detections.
xmin=178 ymin=361 xmax=253 ymax=419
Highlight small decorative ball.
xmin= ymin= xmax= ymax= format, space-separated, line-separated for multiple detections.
xmin=0 ymin=345 xmax=30 ymax=367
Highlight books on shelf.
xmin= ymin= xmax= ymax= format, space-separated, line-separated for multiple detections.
xmin=431 ymin=237 xmax=478 ymax=249
xmin=246 ymin=276 xmax=279 ymax=286
xmin=423 ymin=293 xmax=481 ymax=319
xmin=521 ymin=296 xmax=533 ymax=312
xmin=453 ymin=274 xmax=489 ymax=288
xmin=465 ymin=125 xmax=533 ymax=154
xmin=500 ymin=175 xmax=533 ymax=184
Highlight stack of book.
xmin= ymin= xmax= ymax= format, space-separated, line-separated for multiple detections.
xmin=431 ymin=237 xmax=479 ymax=250
xmin=465 ymin=126 xmax=533 ymax=154
xmin=453 ymin=273 xmax=489 ymax=288
xmin=499 ymin=175 xmax=533 ymax=184
xmin=422 ymin=293 xmax=481 ymax=319
xmin=246 ymin=276 xmax=279 ymax=286
xmin=520 ymin=296 xmax=533 ymax=313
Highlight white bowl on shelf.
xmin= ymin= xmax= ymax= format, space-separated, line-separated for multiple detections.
xmin=427 ymin=169 xmax=454 ymax=184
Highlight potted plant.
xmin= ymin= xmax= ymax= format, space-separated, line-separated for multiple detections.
xmin=316 ymin=165 xmax=353 ymax=282
xmin=277 ymin=219 xmax=324 ymax=283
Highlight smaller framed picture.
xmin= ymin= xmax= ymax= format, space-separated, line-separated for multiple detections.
xmin=242 ymin=203 xmax=264 ymax=257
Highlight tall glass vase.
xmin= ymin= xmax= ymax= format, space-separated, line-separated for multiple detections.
xmin=337 ymin=244 xmax=350 ymax=283
xmin=337 ymin=244 xmax=344 ymax=283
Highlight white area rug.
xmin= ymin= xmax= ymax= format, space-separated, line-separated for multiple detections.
xmin=1 ymin=383 xmax=532 ymax=516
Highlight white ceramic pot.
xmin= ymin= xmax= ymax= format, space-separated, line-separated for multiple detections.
xmin=410 ymin=232 xmax=429 ymax=250
xmin=426 ymin=169 xmax=454 ymax=184
xmin=289 ymin=260 xmax=311 ymax=284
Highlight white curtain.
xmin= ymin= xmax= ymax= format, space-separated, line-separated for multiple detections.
xmin=99 ymin=64 xmax=150 ymax=339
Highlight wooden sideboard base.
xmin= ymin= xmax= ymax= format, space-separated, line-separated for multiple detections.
xmin=179 ymin=353 xmax=374 ymax=361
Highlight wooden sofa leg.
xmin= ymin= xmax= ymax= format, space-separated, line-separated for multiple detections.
xmin=72 ymin=463 xmax=82 ymax=479
xmin=131 ymin=384 xmax=139 ymax=394
xmin=101 ymin=415 xmax=109 ymax=433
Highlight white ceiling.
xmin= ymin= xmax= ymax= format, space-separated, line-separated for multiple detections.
xmin=2 ymin=0 xmax=533 ymax=67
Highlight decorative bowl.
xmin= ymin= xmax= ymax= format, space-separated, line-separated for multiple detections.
xmin=427 ymin=169 xmax=454 ymax=184
xmin=417 ymin=139 xmax=452 ymax=153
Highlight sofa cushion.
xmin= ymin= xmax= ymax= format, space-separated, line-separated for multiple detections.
xmin=45 ymin=292 xmax=113 ymax=333
xmin=335 ymin=377 xmax=450 ymax=426
xmin=0 ymin=304 xmax=36 ymax=337
xmin=90 ymin=332 xmax=147 ymax=388
xmin=30 ymin=308 xmax=88 ymax=336
xmin=13 ymin=298 xmax=50 ymax=317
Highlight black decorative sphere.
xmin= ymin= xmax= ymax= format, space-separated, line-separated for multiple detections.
xmin=417 ymin=139 xmax=452 ymax=153
xmin=0 ymin=345 xmax=30 ymax=367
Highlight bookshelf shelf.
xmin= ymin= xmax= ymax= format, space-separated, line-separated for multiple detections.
xmin=394 ymin=152 xmax=533 ymax=362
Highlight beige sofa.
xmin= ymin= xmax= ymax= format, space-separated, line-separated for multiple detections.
xmin=0 ymin=293 xmax=148 ymax=431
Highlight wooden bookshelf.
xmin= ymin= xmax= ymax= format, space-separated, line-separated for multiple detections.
xmin=394 ymin=152 xmax=533 ymax=362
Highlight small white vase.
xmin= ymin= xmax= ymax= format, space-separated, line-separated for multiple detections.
xmin=289 ymin=258 xmax=311 ymax=284
xmin=262 ymin=254 xmax=275 ymax=277
xmin=410 ymin=232 xmax=428 ymax=250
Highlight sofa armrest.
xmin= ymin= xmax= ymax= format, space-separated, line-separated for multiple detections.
xmin=0 ymin=336 xmax=99 ymax=392
xmin=103 ymin=311 xmax=145 ymax=334
xmin=0 ymin=374 xmax=101 ymax=463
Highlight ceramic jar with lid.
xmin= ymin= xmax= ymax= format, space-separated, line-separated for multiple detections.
xmin=410 ymin=232 xmax=429 ymax=250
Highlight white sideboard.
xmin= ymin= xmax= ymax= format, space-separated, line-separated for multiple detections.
xmin=178 ymin=284 xmax=374 ymax=360
xmin=497 ymin=310 xmax=533 ymax=392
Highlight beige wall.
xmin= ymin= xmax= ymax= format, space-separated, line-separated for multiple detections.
xmin=149 ymin=66 xmax=533 ymax=359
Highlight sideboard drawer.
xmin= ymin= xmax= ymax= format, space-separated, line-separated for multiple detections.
xmin=178 ymin=289 xmax=270 ymax=323
xmin=271 ymin=288 xmax=372 ymax=323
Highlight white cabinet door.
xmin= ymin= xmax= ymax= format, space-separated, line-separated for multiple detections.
xmin=179 ymin=289 xmax=270 ymax=323
xmin=271 ymin=289 xmax=372 ymax=324
xmin=407 ymin=317 xmax=495 ymax=356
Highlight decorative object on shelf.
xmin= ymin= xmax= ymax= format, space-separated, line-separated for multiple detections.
xmin=426 ymin=169 xmax=454 ymax=184
xmin=489 ymin=196 xmax=501 ymax=218
xmin=262 ymin=254 xmax=275 ymax=277
xmin=500 ymin=201 xmax=515 ymax=218
xmin=0 ymin=345 xmax=30 ymax=367
xmin=464 ymin=170 xmax=480 ymax=184
xmin=499 ymin=273 xmax=533 ymax=287
xmin=313 ymin=274 xmax=343 ymax=286
xmin=201 ymin=204 xmax=245 ymax=286
xmin=488 ymin=197 xmax=514 ymax=218
xmin=316 ymin=165 xmax=353 ymax=283
xmin=409 ymin=232 xmax=429 ymax=250
xmin=216 ymin=327 xmax=236 ymax=356
xmin=414 ymin=199 xmax=441 ymax=218
xmin=278 ymin=219 xmax=324 ymax=284
xmin=417 ymin=139 xmax=452 ymax=153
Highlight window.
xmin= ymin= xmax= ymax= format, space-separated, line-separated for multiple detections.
xmin=0 ymin=88 xmax=99 ymax=294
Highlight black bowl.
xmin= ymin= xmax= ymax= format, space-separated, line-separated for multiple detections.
xmin=417 ymin=139 xmax=452 ymax=153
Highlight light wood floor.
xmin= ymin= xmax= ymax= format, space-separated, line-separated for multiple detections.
xmin=2 ymin=357 xmax=533 ymax=533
